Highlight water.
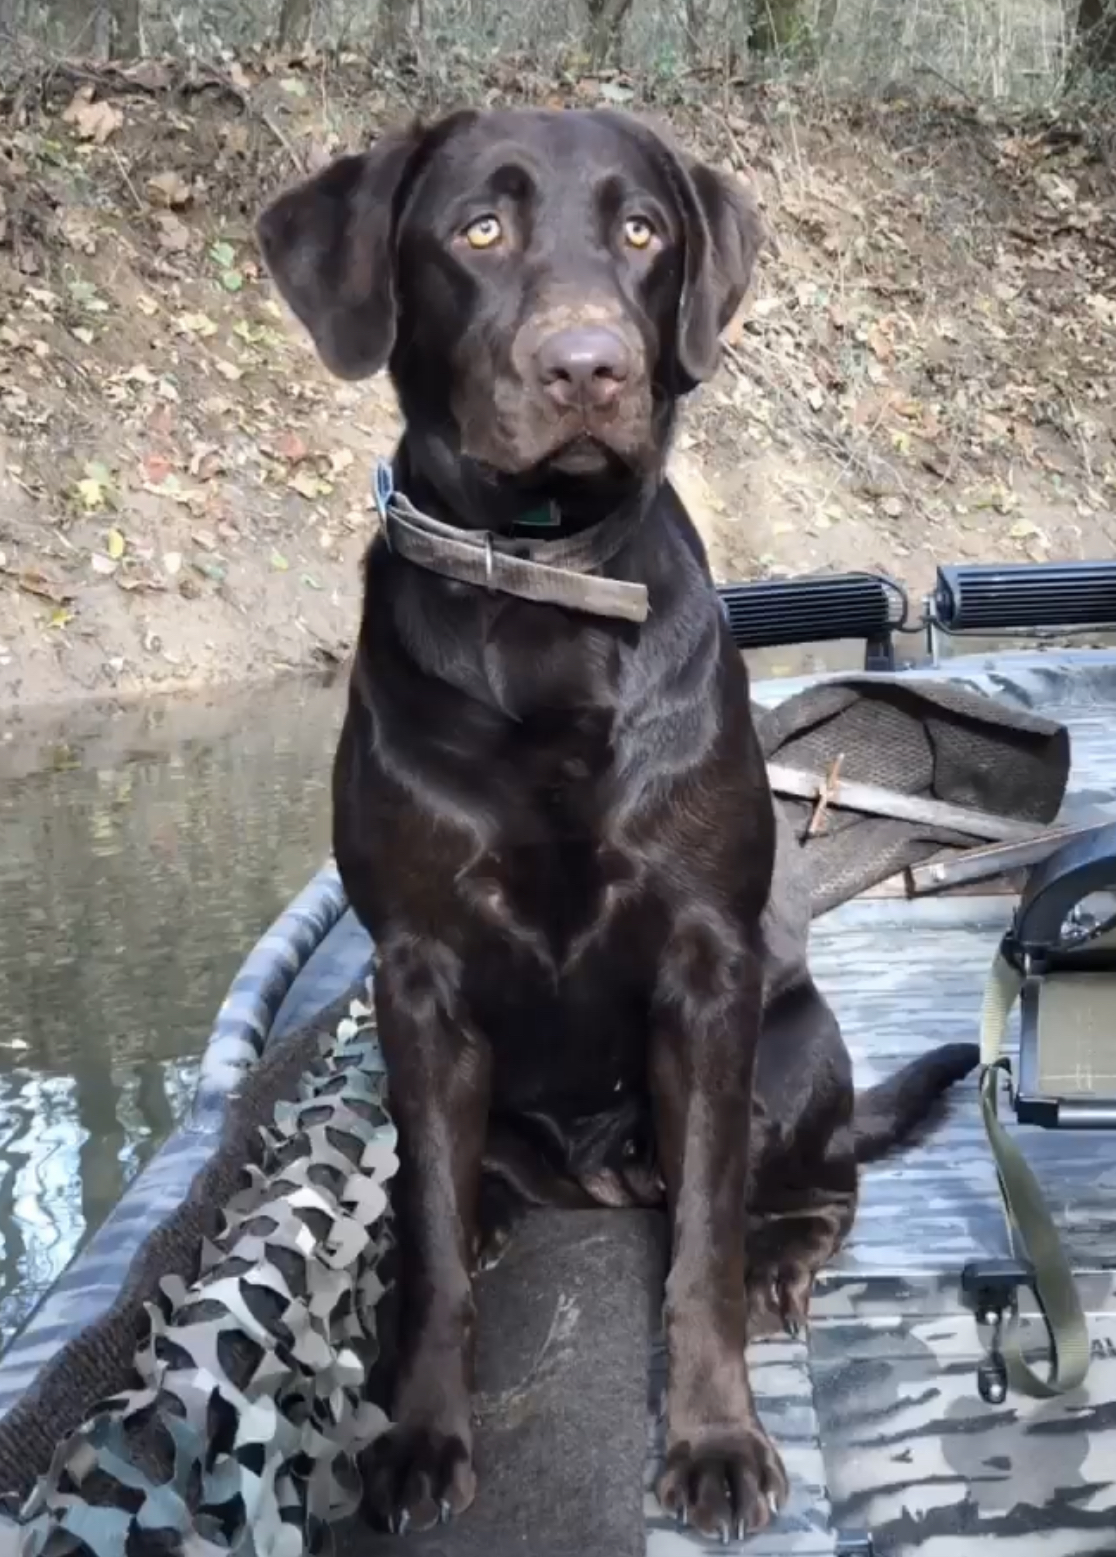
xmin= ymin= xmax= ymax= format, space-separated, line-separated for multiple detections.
xmin=0 ymin=675 xmax=343 ymax=1350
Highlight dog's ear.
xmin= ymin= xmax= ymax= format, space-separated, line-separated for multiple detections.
xmin=676 ymin=161 xmax=764 ymax=386
xmin=256 ymin=126 xmax=422 ymax=380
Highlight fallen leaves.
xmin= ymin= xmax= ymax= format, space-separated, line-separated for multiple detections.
xmin=2 ymin=61 xmax=1115 ymax=711
xmin=140 ymin=471 xmax=207 ymax=509
xmin=147 ymin=170 xmax=192 ymax=209
xmin=73 ymin=461 xmax=114 ymax=511
xmin=273 ymin=430 xmax=308 ymax=463
xmin=61 ymin=88 xmax=124 ymax=145
xmin=209 ymin=239 xmax=244 ymax=292
xmin=3 ymin=565 xmax=74 ymax=605
xmin=174 ymin=311 xmax=219 ymax=338
xmin=153 ymin=211 xmax=192 ymax=252
xmin=289 ymin=466 xmax=332 ymax=501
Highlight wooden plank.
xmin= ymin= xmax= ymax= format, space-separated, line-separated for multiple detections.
xmin=861 ymin=870 xmax=1027 ymax=900
xmin=905 ymin=822 xmax=1109 ymax=894
xmin=767 ymin=762 xmax=1050 ymax=845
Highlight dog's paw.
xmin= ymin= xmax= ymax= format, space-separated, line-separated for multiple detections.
xmin=656 ymin=1427 xmax=788 ymax=1542
xmin=359 ymin=1425 xmax=477 ymax=1535
xmin=745 ymin=1261 xmax=814 ymax=1339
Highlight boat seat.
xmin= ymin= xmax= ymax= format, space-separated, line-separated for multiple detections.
xmin=341 ymin=1209 xmax=663 ymax=1557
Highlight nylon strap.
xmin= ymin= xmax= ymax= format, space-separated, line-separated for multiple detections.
xmin=978 ymin=949 xmax=1091 ymax=1396
xmin=372 ymin=462 xmax=651 ymax=625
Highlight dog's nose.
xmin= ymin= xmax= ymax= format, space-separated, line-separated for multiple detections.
xmin=536 ymin=326 xmax=630 ymax=409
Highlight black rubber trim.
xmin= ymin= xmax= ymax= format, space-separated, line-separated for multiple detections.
xmin=934 ymin=560 xmax=1116 ymax=632
xmin=1004 ymin=820 xmax=1116 ymax=967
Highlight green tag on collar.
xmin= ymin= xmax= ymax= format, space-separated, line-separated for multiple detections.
xmin=514 ymin=503 xmax=561 ymax=530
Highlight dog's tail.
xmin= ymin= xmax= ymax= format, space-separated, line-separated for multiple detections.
xmin=853 ymin=1042 xmax=980 ymax=1164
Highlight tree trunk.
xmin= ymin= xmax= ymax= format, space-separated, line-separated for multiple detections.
xmin=1075 ymin=0 xmax=1116 ymax=70
xmin=110 ymin=0 xmax=141 ymax=58
xmin=376 ymin=0 xmax=412 ymax=52
xmin=585 ymin=0 xmax=634 ymax=68
xmin=277 ymin=0 xmax=313 ymax=48
xmin=750 ymin=0 xmax=809 ymax=56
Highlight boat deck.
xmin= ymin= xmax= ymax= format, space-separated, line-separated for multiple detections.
xmin=727 ymin=654 xmax=1116 ymax=1556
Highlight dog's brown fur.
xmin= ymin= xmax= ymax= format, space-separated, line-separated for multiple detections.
xmin=257 ymin=107 xmax=978 ymax=1542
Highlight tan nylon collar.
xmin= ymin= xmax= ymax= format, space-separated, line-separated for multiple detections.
xmin=372 ymin=460 xmax=650 ymax=625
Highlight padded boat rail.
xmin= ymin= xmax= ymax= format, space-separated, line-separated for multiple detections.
xmin=0 ymin=860 xmax=349 ymax=1428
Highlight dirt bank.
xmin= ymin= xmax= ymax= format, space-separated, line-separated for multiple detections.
xmin=1 ymin=55 xmax=1114 ymax=710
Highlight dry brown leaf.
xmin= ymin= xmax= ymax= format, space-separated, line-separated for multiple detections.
xmin=147 ymin=170 xmax=193 ymax=210
xmin=153 ymin=211 xmax=191 ymax=252
xmin=275 ymin=430 xmax=309 ymax=463
xmin=14 ymin=570 xmax=73 ymax=604
xmin=62 ymin=89 xmax=124 ymax=145
xmin=142 ymin=453 xmax=174 ymax=485
xmin=290 ymin=467 xmax=330 ymax=501
xmin=866 ymin=323 xmax=894 ymax=362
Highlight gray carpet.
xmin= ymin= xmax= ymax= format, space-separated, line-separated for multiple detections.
xmin=346 ymin=1208 xmax=666 ymax=1557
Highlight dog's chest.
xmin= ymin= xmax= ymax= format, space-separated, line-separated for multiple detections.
xmin=459 ymin=822 xmax=650 ymax=1110
xmin=474 ymin=721 xmax=634 ymax=958
xmin=457 ymin=714 xmax=652 ymax=1092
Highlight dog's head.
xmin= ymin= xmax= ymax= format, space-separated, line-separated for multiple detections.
xmin=258 ymin=108 xmax=762 ymax=500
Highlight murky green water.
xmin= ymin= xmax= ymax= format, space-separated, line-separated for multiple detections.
xmin=0 ymin=676 xmax=343 ymax=1350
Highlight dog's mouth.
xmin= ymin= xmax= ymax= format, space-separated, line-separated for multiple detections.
xmin=464 ymin=439 xmax=641 ymax=534
xmin=543 ymin=432 xmax=619 ymax=476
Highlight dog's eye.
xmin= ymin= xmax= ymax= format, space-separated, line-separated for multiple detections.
xmin=623 ymin=216 xmax=655 ymax=251
xmin=463 ymin=215 xmax=503 ymax=251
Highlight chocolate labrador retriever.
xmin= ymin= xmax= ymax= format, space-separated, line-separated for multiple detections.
xmin=258 ymin=107 xmax=978 ymax=1543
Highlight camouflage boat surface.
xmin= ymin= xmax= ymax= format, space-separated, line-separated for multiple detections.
xmin=3 ymin=649 xmax=1116 ymax=1557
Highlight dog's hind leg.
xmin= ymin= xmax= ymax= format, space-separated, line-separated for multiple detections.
xmin=743 ymin=1197 xmax=855 ymax=1337
xmin=474 ymin=1125 xmax=597 ymax=1272
xmin=745 ymin=977 xmax=858 ymax=1339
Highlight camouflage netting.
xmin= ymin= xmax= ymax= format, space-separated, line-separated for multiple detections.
xmin=0 ymin=982 xmax=398 ymax=1557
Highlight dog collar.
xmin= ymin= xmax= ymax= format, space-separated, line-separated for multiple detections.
xmin=371 ymin=460 xmax=650 ymax=625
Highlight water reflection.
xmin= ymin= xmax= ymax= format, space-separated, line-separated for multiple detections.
xmin=0 ymin=675 xmax=343 ymax=1349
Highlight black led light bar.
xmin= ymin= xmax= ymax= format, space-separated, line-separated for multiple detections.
xmin=715 ymin=572 xmax=904 ymax=669
xmin=933 ymin=561 xmax=1116 ymax=635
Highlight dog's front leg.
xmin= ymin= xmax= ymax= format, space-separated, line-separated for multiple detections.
xmin=359 ymin=936 xmax=490 ymax=1535
xmin=650 ymin=917 xmax=788 ymax=1542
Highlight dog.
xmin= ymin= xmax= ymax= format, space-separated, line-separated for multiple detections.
xmin=257 ymin=106 xmax=978 ymax=1543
